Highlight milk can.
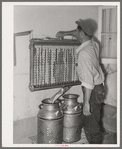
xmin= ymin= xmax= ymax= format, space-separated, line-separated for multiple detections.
xmin=37 ymin=98 xmax=63 ymax=144
xmin=61 ymin=94 xmax=83 ymax=143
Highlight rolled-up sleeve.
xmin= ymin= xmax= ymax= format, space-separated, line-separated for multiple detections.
xmin=77 ymin=51 xmax=94 ymax=90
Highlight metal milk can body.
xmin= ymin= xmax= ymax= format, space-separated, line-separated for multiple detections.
xmin=37 ymin=98 xmax=63 ymax=144
xmin=61 ymin=94 xmax=83 ymax=143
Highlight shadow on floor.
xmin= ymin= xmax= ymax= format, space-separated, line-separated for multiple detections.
xmin=28 ymin=130 xmax=117 ymax=144
xmin=102 ymin=130 xmax=117 ymax=144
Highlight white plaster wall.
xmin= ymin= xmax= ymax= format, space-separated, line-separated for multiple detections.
xmin=14 ymin=6 xmax=98 ymax=38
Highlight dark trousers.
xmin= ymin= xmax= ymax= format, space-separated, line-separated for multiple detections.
xmin=81 ymin=84 xmax=104 ymax=144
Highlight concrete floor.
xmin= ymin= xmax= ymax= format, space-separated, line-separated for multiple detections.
xmin=16 ymin=128 xmax=117 ymax=144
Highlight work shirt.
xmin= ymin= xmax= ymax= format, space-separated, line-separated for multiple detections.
xmin=76 ymin=39 xmax=104 ymax=90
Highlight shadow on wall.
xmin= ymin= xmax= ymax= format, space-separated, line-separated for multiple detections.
xmin=91 ymin=19 xmax=107 ymax=92
xmin=90 ymin=18 xmax=103 ymax=64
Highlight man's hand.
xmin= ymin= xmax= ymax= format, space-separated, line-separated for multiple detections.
xmin=83 ymin=102 xmax=91 ymax=116
xmin=55 ymin=31 xmax=65 ymax=39
xmin=56 ymin=29 xmax=77 ymax=39
xmin=82 ymin=86 xmax=92 ymax=116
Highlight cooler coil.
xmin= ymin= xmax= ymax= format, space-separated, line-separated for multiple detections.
xmin=29 ymin=38 xmax=81 ymax=91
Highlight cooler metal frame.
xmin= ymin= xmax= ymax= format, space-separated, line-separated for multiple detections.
xmin=29 ymin=38 xmax=81 ymax=91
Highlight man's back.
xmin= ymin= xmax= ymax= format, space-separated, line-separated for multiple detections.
xmin=77 ymin=40 xmax=104 ymax=88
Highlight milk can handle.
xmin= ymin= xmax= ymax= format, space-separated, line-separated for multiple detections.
xmin=58 ymin=98 xmax=64 ymax=108
xmin=58 ymin=98 xmax=64 ymax=103
xmin=60 ymin=104 xmax=68 ymax=111
xmin=58 ymin=98 xmax=68 ymax=110
xmin=73 ymin=103 xmax=82 ymax=111
xmin=39 ymin=104 xmax=43 ymax=109
xmin=55 ymin=111 xmax=59 ymax=116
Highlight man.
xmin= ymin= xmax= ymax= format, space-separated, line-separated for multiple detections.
xmin=56 ymin=19 xmax=105 ymax=144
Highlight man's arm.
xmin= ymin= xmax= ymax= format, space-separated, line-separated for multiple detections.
xmin=82 ymin=86 xmax=92 ymax=116
xmin=55 ymin=29 xmax=77 ymax=39
xmin=78 ymin=51 xmax=94 ymax=116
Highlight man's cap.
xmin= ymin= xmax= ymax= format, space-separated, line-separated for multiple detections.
xmin=75 ymin=19 xmax=96 ymax=36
